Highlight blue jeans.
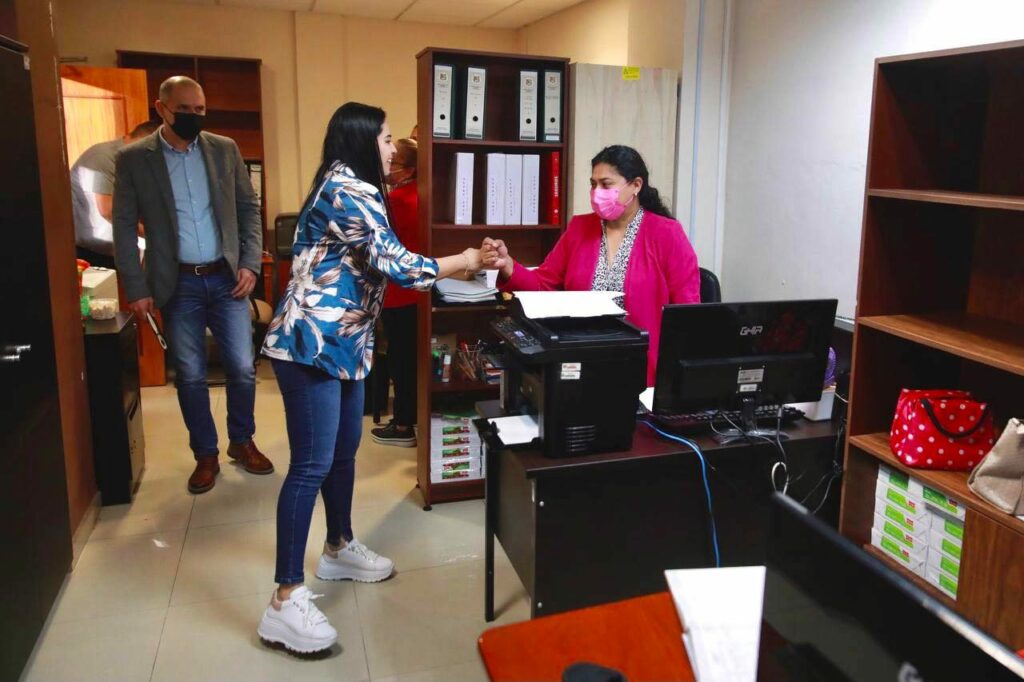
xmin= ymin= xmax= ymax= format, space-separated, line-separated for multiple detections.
xmin=272 ymin=359 xmax=364 ymax=585
xmin=161 ymin=269 xmax=256 ymax=458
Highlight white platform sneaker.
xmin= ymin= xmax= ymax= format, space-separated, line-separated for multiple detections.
xmin=315 ymin=539 xmax=395 ymax=583
xmin=257 ymin=585 xmax=337 ymax=654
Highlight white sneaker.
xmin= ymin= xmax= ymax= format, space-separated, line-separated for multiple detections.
xmin=316 ymin=539 xmax=395 ymax=583
xmin=257 ymin=586 xmax=337 ymax=654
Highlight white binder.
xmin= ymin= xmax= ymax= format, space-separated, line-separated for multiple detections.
xmin=518 ymin=70 xmax=539 ymax=141
xmin=521 ymin=154 xmax=540 ymax=225
xmin=486 ymin=153 xmax=506 ymax=225
xmin=463 ymin=66 xmax=487 ymax=140
xmin=432 ymin=64 xmax=454 ymax=138
xmin=504 ymin=154 xmax=523 ymax=225
xmin=452 ymin=152 xmax=474 ymax=225
xmin=542 ymin=70 xmax=562 ymax=142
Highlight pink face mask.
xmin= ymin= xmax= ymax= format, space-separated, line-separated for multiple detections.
xmin=590 ymin=186 xmax=634 ymax=221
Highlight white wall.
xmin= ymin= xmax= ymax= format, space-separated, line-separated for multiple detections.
xmin=720 ymin=0 xmax=1024 ymax=318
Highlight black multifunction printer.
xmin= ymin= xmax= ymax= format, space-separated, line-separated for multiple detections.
xmin=490 ymin=300 xmax=648 ymax=457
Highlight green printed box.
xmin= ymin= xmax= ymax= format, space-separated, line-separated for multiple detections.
xmin=928 ymin=526 xmax=963 ymax=561
xmin=878 ymin=464 xmax=925 ymax=498
xmin=926 ymin=563 xmax=958 ymax=600
xmin=922 ymin=486 xmax=966 ymax=522
xmin=875 ymin=477 xmax=926 ymax=518
xmin=874 ymin=513 xmax=927 ymax=552
xmin=441 ymin=446 xmax=472 ymax=459
xmin=874 ymin=497 xmax=933 ymax=535
xmin=927 ymin=544 xmax=961 ymax=579
xmin=871 ymin=527 xmax=926 ymax=576
xmin=439 ymin=425 xmax=471 ymax=435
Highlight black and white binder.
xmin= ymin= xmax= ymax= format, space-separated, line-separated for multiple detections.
xmin=518 ymin=70 xmax=539 ymax=141
xmin=542 ymin=70 xmax=562 ymax=142
xmin=432 ymin=64 xmax=455 ymax=138
xmin=463 ymin=66 xmax=487 ymax=140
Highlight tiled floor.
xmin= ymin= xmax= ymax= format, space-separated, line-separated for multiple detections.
xmin=22 ymin=366 xmax=529 ymax=682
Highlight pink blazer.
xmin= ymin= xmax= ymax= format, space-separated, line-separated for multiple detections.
xmin=502 ymin=211 xmax=700 ymax=386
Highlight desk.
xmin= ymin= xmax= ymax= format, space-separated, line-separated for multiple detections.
xmin=478 ymin=592 xmax=693 ymax=682
xmin=478 ymin=401 xmax=841 ymax=621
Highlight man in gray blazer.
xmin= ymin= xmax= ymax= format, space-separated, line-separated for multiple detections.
xmin=114 ymin=76 xmax=273 ymax=494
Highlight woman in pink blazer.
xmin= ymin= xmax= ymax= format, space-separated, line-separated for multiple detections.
xmin=484 ymin=146 xmax=700 ymax=386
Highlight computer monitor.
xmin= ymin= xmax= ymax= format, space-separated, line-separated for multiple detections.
xmin=758 ymin=494 xmax=1024 ymax=681
xmin=653 ymin=299 xmax=837 ymax=437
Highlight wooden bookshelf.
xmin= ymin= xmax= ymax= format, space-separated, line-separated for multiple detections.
xmin=415 ymin=48 xmax=569 ymax=509
xmin=867 ymin=188 xmax=1024 ymax=212
xmin=116 ymin=51 xmax=268 ymax=243
xmin=838 ymin=39 xmax=1024 ymax=649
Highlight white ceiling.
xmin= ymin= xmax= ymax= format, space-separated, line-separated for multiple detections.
xmin=153 ymin=0 xmax=587 ymax=28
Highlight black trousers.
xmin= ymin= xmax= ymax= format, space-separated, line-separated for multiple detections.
xmin=380 ymin=305 xmax=418 ymax=427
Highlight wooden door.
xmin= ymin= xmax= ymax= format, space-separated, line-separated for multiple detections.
xmin=1 ymin=38 xmax=72 ymax=681
xmin=60 ymin=65 xmax=167 ymax=386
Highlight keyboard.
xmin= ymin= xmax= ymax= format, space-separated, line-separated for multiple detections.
xmin=647 ymin=404 xmax=805 ymax=434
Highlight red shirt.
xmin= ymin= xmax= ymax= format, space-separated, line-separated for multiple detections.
xmin=384 ymin=181 xmax=423 ymax=309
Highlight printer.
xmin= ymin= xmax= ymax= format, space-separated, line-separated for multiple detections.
xmin=490 ymin=299 xmax=648 ymax=457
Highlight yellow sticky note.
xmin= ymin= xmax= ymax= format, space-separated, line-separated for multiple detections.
xmin=621 ymin=66 xmax=641 ymax=81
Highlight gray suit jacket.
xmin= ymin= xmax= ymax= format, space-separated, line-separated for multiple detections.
xmin=112 ymin=130 xmax=262 ymax=308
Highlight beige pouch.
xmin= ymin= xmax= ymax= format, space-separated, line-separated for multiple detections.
xmin=968 ymin=418 xmax=1024 ymax=514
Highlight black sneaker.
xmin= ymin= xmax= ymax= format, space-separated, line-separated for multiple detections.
xmin=371 ymin=422 xmax=416 ymax=448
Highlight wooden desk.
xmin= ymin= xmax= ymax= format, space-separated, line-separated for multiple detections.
xmin=478 ymin=401 xmax=841 ymax=621
xmin=478 ymin=592 xmax=694 ymax=682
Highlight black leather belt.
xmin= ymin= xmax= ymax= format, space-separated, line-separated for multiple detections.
xmin=179 ymin=259 xmax=227 ymax=276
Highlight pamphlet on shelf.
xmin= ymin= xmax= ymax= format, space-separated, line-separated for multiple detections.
xmin=432 ymin=64 xmax=454 ymax=138
xmin=436 ymin=277 xmax=497 ymax=304
xmin=514 ymin=290 xmax=624 ymax=319
xmin=518 ymin=70 xmax=539 ymax=141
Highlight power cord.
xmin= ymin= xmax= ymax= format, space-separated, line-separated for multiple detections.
xmin=642 ymin=420 xmax=721 ymax=568
xmin=800 ymin=410 xmax=846 ymax=515
xmin=715 ymin=407 xmax=791 ymax=494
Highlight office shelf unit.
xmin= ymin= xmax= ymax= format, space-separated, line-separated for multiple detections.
xmin=415 ymin=48 xmax=569 ymax=508
xmin=116 ymin=51 xmax=268 ymax=242
xmin=838 ymin=40 xmax=1024 ymax=649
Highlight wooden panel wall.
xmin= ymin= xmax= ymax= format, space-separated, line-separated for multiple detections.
xmin=15 ymin=0 xmax=96 ymax=534
xmin=568 ymin=64 xmax=679 ymax=218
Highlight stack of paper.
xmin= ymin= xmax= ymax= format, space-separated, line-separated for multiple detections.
xmin=665 ymin=566 xmax=766 ymax=682
xmin=514 ymin=290 xmax=624 ymax=319
xmin=436 ymin=278 xmax=497 ymax=304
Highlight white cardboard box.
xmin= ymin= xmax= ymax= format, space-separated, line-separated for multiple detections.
xmin=875 ymin=477 xmax=927 ymax=519
xmin=925 ymin=563 xmax=958 ymax=600
xmin=874 ymin=495 xmax=933 ymax=535
xmin=927 ymin=543 xmax=962 ymax=580
xmin=874 ymin=512 xmax=929 ymax=553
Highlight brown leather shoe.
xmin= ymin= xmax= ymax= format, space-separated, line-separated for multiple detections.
xmin=227 ymin=440 xmax=274 ymax=475
xmin=188 ymin=456 xmax=220 ymax=494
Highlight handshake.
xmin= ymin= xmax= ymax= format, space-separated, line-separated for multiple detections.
xmin=465 ymin=238 xmax=514 ymax=279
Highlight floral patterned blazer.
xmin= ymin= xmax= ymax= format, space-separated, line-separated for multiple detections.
xmin=262 ymin=163 xmax=438 ymax=380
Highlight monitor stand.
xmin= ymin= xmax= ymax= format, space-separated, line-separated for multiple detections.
xmin=713 ymin=396 xmax=790 ymax=444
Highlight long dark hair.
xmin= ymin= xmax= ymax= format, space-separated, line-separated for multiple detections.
xmin=301 ymin=101 xmax=389 ymax=216
xmin=591 ymin=145 xmax=673 ymax=219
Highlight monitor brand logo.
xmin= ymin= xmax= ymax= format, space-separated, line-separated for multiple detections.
xmin=740 ymin=325 xmax=764 ymax=336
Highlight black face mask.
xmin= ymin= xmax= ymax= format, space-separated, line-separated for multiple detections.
xmin=166 ymin=112 xmax=204 ymax=141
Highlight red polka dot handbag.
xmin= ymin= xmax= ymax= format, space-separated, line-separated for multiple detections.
xmin=889 ymin=389 xmax=996 ymax=471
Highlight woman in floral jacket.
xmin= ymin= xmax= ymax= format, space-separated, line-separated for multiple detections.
xmin=258 ymin=102 xmax=495 ymax=653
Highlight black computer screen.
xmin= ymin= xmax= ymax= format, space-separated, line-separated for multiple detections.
xmin=758 ymin=495 xmax=1024 ymax=681
xmin=653 ymin=299 xmax=837 ymax=414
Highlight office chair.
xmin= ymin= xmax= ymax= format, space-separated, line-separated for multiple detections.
xmin=273 ymin=212 xmax=300 ymax=300
xmin=699 ymin=267 xmax=722 ymax=303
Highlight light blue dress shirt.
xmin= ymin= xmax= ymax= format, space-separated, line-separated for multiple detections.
xmin=159 ymin=130 xmax=223 ymax=264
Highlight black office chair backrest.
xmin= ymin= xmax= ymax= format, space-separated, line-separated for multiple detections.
xmin=274 ymin=212 xmax=299 ymax=258
xmin=699 ymin=267 xmax=722 ymax=303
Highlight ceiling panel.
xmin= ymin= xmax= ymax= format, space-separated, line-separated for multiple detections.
xmin=311 ymin=0 xmax=409 ymax=19
xmin=219 ymin=0 xmax=314 ymax=10
xmin=400 ymin=0 xmax=514 ymax=26
xmin=478 ymin=0 xmax=586 ymax=29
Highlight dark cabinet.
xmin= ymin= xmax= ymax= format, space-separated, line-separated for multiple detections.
xmin=85 ymin=312 xmax=145 ymax=504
